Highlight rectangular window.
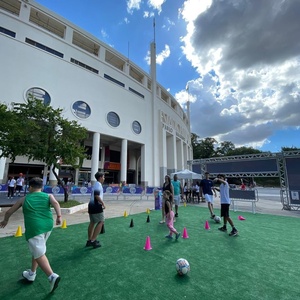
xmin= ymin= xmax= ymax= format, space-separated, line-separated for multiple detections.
xmin=29 ymin=8 xmax=66 ymax=38
xmin=0 ymin=0 xmax=21 ymax=16
xmin=72 ymin=31 xmax=100 ymax=56
xmin=70 ymin=58 xmax=99 ymax=74
xmin=0 ymin=26 xmax=16 ymax=38
xmin=129 ymin=87 xmax=144 ymax=99
xmin=25 ymin=38 xmax=64 ymax=58
xmin=104 ymin=74 xmax=125 ymax=87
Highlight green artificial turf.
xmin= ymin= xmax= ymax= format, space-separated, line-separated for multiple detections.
xmin=1 ymin=206 xmax=299 ymax=300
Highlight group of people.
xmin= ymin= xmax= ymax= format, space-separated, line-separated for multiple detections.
xmin=0 ymin=170 xmax=238 ymax=295
xmin=160 ymin=172 xmax=238 ymax=238
xmin=0 ymin=171 xmax=107 ymax=294
xmin=7 ymin=173 xmax=25 ymax=199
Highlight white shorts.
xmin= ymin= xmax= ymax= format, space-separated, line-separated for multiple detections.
xmin=204 ymin=194 xmax=214 ymax=203
xmin=28 ymin=231 xmax=51 ymax=259
xmin=173 ymin=195 xmax=181 ymax=206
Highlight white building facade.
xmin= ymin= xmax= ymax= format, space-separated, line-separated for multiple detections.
xmin=0 ymin=0 xmax=192 ymax=186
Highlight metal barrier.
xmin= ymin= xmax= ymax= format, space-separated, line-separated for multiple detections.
xmin=229 ymin=189 xmax=259 ymax=214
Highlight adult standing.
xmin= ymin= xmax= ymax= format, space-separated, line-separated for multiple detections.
xmin=172 ymin=174 xmax=183 ymax=218
xmin=16 ymin=173 xmax=25 ymax=196
xmin=200 ymin=172 xmax=217 ymax=219
xmin=160 ymin=175 xmax=174 ymax=224
xmin=86 ymin=172 xmax=106 ymax=249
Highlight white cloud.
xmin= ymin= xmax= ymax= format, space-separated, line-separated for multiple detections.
xmin=143 ymin=11 xmax=155 ymax=18
xmin=100 ymin=29 xmax=109 ymax=39
xmin=162 ymin=17 xmax=175 ymax=31
xmin=179 ymin=0 xmax=300 ymax=148
xmin=148 ymin=0 xmax=166 ymax=14
xmin=127 ymin=0 xmax=142 ymax=14
xmin=145 ymin=44 xmax=170 ymax=65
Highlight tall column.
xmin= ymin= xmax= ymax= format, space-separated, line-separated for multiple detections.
xmin=91 ymin=132 xmax=100 ymax=184
xmin=161 ymin=129 xmax=167 ymax=182
xmin=140 ymin=145 xmax=147 ymax=186
xmin=42 ymin=165 xmax=48 ymax=186
xmin=120 ymin=139 xmax=128 ymax=184
xmin=173 ymin=134 xmax=177 ymax=172
xmin=0 ymin=154 xmax=6 ymax=184
xmin=49 ymin=164 xmax=59 ymax=186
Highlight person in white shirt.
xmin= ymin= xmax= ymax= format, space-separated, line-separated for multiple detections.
xmin=7 ymin=176 xmax=16 ymax=199
xmin=16 ymin=173 xmax=25 ymax=196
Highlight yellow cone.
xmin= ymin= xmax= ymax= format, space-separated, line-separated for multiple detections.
xmin=146 ymin=208 xmax=150 ymax=214
xmin=124 ymin=211 xmax=128 ymax=217
xmin=184 ymin=202 xmax=187 ymax=207
xmin=61 ymin=219 xmax=67 ymax=229
xmin=15 ymin=226 xmax=22 ymax=237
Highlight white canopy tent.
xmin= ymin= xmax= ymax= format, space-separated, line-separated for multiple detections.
xmin=171 ymin=169 xmax=202 ymax=180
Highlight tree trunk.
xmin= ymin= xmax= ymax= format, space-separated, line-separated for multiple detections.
xmin=51 ymin=165 xmax=69 ymax=202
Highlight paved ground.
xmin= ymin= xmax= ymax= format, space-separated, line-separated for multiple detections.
xmin=1 ymin=187 xmax=299 ymax=238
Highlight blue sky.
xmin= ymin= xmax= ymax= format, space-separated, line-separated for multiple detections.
xmin=34 ymin=0 xmax=300 ymax=153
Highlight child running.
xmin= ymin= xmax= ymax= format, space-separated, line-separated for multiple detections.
xmin=164 ymin=190 xmax=180 ymax=240
xmin=0 ymin=177 xmax=62 ymax=293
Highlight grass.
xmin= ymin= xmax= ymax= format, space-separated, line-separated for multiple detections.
xmin=1 ymin=206 xmax=299 ymax=300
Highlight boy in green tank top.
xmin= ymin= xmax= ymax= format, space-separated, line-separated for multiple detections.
xmin=0 ymin=177 xmax=62 ymax=293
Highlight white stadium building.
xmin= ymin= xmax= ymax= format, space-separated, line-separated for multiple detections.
xmin=0 ymin=0 xmax=192 ymax=187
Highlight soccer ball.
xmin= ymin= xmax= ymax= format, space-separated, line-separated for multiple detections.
xmin=176 ymin=258 xmax=190 ymax=276
xmin=214 ymin=216 xmax=221 ymax=223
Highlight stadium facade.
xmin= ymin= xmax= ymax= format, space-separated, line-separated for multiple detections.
xmin=0 ymin=0 xmax=192 ymax=186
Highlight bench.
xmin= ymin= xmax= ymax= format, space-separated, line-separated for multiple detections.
xmin=229 ymin=189 xmax=258 ymax=214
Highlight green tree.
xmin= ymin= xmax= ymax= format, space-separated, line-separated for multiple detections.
xmin=197 ymin=137 xmax=217 ymax=158
xmin=0 ymin=98 xmax=88 ymax=201
xmin=281 ymin=146 xmax=300 ymax=151
xmin=215 ymin=141 xmax=235 ymax=156
xmin=227 ymin=146 xmax=261 ymax=156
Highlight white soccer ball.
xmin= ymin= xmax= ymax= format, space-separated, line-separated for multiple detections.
xmin=214 ymin=216 xmax=221 ymax=223
xmin=176 ymin=258 xmax=190 ymax=276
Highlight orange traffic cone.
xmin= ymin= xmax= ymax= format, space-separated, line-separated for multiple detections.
xmin=144 ymin=236 xmax=152 ymax=250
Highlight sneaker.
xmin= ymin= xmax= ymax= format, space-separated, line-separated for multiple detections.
xmin=22 ymin=270 xmax=36 ymax=282
xmin=175 ymin=213 xmax=178 ymax=217
xmin=218 ymin=226 xmax=227 ymax=232
xmin=229 ymin=228 xmax=238 ymax=236
xmin=165 ymin=234 xmax=173 ymax=239
xmin=85 ymin=240 xmax=93 ymax=247
xmin=91 ymin=240 xmax=101 ymax=248
xmin=49 ymin=273 xmax=60 ymax=293
xmin=210 ymin=214 xmax=216 ymax=219
xmin=176 ymin=232 xmax=181 ymax=240
xmin=159 ymin=220 xmax=165 ymax=224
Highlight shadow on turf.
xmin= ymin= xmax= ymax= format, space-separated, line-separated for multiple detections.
xmin=174 ymin=273 xmax=190 ymax=283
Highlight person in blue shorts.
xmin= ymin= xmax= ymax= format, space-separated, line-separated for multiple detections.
xmin=172 ymin=174 xmax=183 ymax=217
xmin=214 ymin=174 xmax=238 ymax=236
